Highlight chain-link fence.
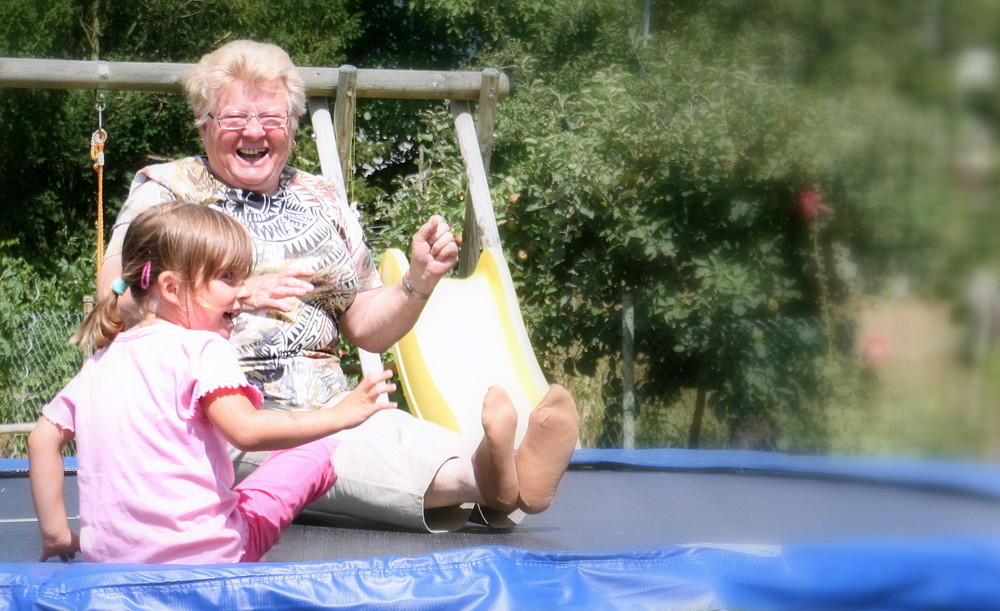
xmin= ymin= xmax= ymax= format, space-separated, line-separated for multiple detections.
xmin=570 ymin=315 xmax=859 ymax=453
xmin=0 ymin=310 xmax=86 ymax=456
xmin=2 ymin=301 xmax=994 ymax=460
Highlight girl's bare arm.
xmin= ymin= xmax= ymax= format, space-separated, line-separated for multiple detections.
xmin=28 ymin=417 xmax=80 ymax=561
xmin=204 ymin=370 xmax=397 ymax=452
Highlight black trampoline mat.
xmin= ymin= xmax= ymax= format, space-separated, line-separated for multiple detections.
xmin=5 ymin=466 xmax=999 ymax=564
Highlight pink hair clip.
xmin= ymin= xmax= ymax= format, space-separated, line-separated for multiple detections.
xmin=140 ymin=260 xmax=153 ymax=290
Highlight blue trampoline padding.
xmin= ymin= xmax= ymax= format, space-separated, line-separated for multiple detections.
xmin=3 ymin=450 xmax=1000 ymax=608
xmin=571 ymin=448 xmax=1000 ymax=499
xmin=1 ymin=538 xmax=998 ymax=610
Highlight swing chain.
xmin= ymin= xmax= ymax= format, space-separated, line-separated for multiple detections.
xmin=91 ymin=95 xmax=107 ymax=169
xmin=91 ymin=88 xmax=108 ymax=281
xmin=92 ymin=61 xmax=109 ymax=168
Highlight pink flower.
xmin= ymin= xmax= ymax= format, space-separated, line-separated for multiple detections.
xmin=863 ymin=332 xmax=890 ymax=365
xmin=798 ymin=190 xmax=821 ymax=219
xmin=799 ymin=189 xmax=833 ymax=222
xmin=797 ymin=190 xmax=834 ymax=221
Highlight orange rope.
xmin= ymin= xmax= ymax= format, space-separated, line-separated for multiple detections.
xmin=90 ymin=128 xmax=107 ymax=284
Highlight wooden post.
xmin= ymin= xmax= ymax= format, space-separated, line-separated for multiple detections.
xmin=334 ymin=65 xmax=358 ymax=183
xmin=689 ymin=386 xmax=706 ymax=449
xmin=307 ymin=93 xmax=383 ymax=386
xmin=476 ymin=69 xmax=499 ymax=174
xmin=643 ymin=0 xmax=651 ymax=40
xmin=83 ymin=295 xmax=95 ymax=358
xmin=622 ymin=291 xmax=636 ymax=449
xmin=451 ymin=100 xmax=501 ymax=278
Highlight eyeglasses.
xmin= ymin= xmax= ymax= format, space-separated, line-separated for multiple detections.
xmin=208 ymin=111 xmax=290 ymax=131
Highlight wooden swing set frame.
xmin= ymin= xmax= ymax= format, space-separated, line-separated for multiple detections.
xmin=0 ymin=56 xmax=512 ymax=435
xmin=0 ymin=57 xmax=509 ymax=275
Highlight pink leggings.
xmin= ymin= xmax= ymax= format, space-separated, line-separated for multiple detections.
xmin=235 ymin=437 xmax=339 ymax=562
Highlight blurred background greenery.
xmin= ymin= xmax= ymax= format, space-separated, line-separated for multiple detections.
xmin=1 ymin=0 xmax=998 ymax=460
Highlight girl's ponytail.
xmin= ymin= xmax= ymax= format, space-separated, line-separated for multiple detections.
xmin=70 ymin=281 xmax=126 ymax=352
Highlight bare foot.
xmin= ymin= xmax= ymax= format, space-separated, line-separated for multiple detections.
xmin=515 ymin=384 xmax=580 ymax=514
xmin=472 ymin=386 xmax=519 ymax=511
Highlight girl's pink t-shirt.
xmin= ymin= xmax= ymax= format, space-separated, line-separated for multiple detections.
xmin=42 ymin=323 xmax=263 ymax=564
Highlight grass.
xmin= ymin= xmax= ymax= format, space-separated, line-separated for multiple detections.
xmin=826 ymin=296 xmax=998 ymax=461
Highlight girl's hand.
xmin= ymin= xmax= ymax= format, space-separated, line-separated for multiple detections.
xmin=335 ymin=370 xmax=398 ymax=428
xmin=240 ymin=263 xmax=315 ymax=312
xmin=40 ymin=528 xmax=80 ymax=562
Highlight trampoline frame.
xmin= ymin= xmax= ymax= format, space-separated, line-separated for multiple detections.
xmin=1 ymin=448 xmax=999 ymax=610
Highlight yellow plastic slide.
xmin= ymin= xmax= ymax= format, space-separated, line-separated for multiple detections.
xmin=379 ymin=247 xmax=549 ymax=445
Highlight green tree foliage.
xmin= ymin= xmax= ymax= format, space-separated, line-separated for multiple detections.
xmin=384 ymin=37 xmax=848 ymax=449
xmin=375 ymin=0 xmax=985 ymax=450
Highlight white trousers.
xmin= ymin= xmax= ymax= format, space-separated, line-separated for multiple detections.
xmin=231 ymin=406 xmax=524 ymax=532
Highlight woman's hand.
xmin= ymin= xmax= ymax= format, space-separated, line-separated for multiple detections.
xmin=339 ymin=216 xmax=457 ymax=352
xmin=405 ymin=216 xmax=458 ymax=294
xmin=240 ymin=263 xmax=315 ymax=312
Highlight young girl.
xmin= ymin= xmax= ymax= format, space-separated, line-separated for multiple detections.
xmin=28 ymin=202 xmax=397 ymax=564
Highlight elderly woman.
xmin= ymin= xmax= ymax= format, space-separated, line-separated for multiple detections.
xmin=97 ymin=40 xmax=579 ymax=534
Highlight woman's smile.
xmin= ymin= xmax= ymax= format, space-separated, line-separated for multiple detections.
xmin=200 ymin=79 xmax=294 ymax=195
xmin=238 ymin=147 xmax=268 ymax=161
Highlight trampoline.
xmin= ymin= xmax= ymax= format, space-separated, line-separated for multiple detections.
xmin=2 ymin=449 xmax=1000 ymax=609
xmin=2 ymin=56 xmax=996 ymax=608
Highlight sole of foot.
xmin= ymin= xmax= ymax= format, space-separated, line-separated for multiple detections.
xmin=515 ymin=384 xmax=579 ymax=514
xmin=472 ymin=386 xmax=519 ymax=511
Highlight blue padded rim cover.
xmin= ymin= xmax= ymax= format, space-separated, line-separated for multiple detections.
xmin=3 ymin=449 xmax=1000 ymax=609
xmin=1 ymin=538 xmax=998 ymax=610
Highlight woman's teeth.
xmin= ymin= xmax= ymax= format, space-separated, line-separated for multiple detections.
xmin=238 ymin=148 xmax=267 ymax=160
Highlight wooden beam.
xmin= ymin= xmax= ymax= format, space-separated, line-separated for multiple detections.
xmin=0 ymin=58 xmax=509 ymax=101
xmin=307 ymin=96 xmax=344 ymax=194
xmin=452 ymin=100 xmax=501 ymax=277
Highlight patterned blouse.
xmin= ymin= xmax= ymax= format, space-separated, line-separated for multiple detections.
xmin=105 ymin=156 xmax=383 ymax=409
